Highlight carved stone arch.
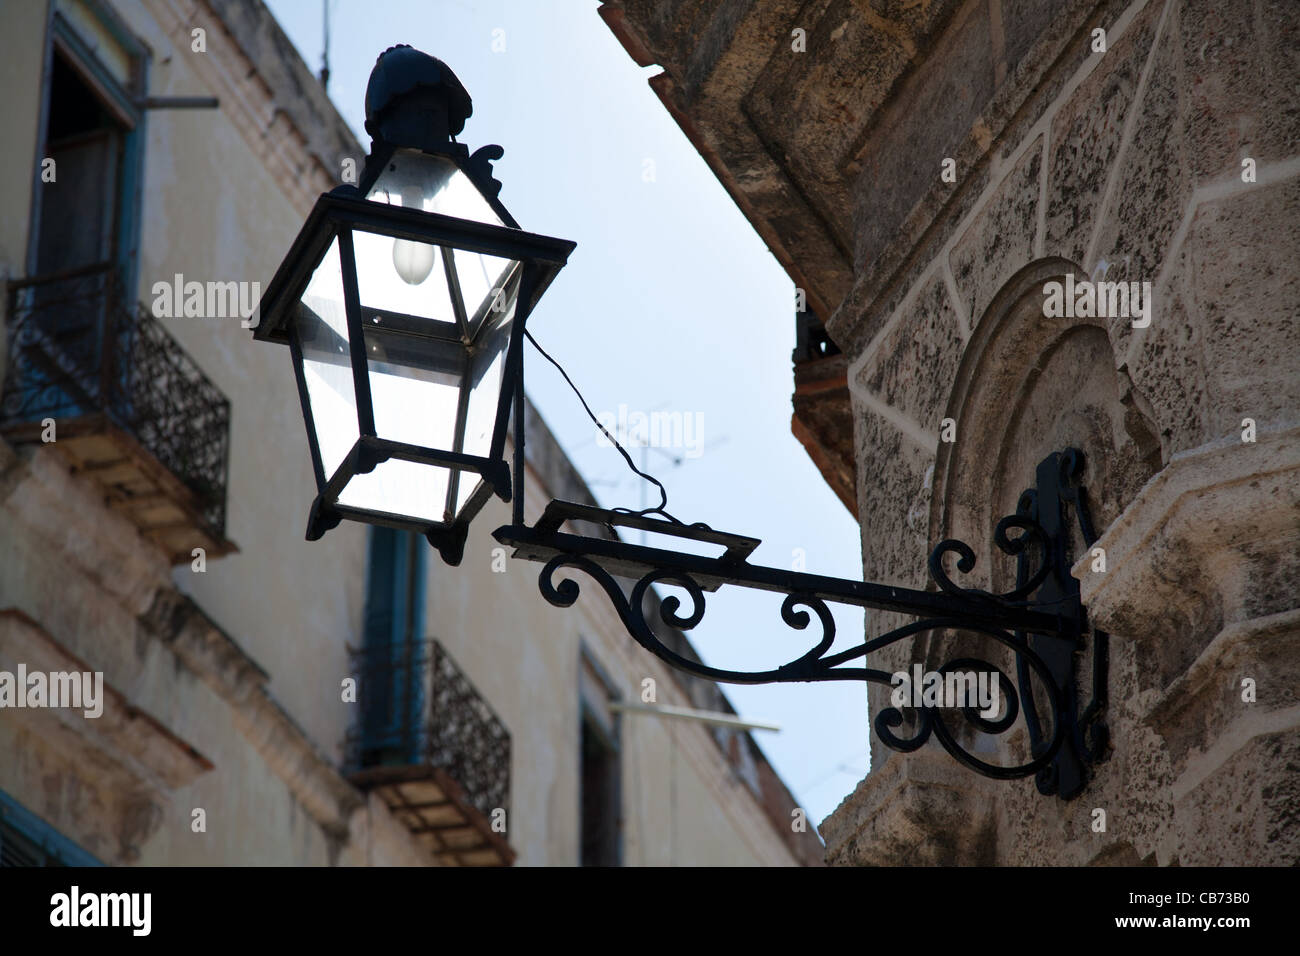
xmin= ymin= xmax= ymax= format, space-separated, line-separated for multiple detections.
xmin=930 ymin=258 xmax=1161 ymax=592
xmin=856 ymin=259 xmax=1165 ymax=792
xmin=899 ymin=258 xmax=1164 ymax=787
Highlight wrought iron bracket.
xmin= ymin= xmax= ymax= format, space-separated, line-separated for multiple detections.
xmin=494 ymin=448 xmax=1109 ymax=799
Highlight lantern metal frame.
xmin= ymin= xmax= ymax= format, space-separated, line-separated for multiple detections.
xmin=252 ymin=155 xmax=575 ymax=565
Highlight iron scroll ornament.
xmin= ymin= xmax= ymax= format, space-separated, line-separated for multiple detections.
xmin=496 ymin=448 xmax=1110 ymax=799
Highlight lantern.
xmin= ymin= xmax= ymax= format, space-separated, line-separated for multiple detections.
xmin=252 ymin=46 xmax=574 ymax=564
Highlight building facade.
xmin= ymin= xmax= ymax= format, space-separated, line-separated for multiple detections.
xmin=599 ymin=0 xmax=1299 ymax=864
xmin=0 ymin=0 xmax=821 ymax=867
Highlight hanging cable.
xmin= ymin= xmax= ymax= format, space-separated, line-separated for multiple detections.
xmin=524 ymin=329 xmax=687 ymax=526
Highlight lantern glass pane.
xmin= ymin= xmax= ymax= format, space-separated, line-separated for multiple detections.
xmin=451 ymin=476 xmax=482 ymax=518
xmin=366 ymin=149 xmax=505 ymax=226
xmin=454 ymin=250 xmax=517 ymax=340
xmin=348 ymin=324 xmax=466 ymax=525
xmin=339 ymin=459 xmax=451 ymax=524
xmin=460 ymin=285 xmax=518 ymax=457
xmin=363 ymin=324 xmax=463 ymax=452
xmin=296 ymin=237 xmax=358 ymax=481
xmin=454 ymin=278 xmax=521 ymax=516
xmin=352 ymin=229 xmax=457 ymax=326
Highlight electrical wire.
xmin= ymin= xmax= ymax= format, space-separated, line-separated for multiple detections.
xmin=525 ymin=329 xmax=689 ymax=526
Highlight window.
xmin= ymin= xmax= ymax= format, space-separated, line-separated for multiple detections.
xmin=578 ymin=650 xmax=621 ymax=866
xmin=357 ymin=527 xmax=428 ymax=765
xmin=0 ymin=791 xmax=102 ymax=867
xmin=29 ymin=4 xmax=146 ymax=287
xmin=11 ymin=6 xmax=149 ymax=424
xmin=35 ymin=52 xmax=124 ymax=276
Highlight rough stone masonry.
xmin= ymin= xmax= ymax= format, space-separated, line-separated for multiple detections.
xmin=599 ymin=0 xmax=1300 ymax=865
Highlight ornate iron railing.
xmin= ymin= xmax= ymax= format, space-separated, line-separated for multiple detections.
xmin=345 ymin=639 xmax=511 ymax=818
xmin=0 ymin=264 xmax=232 ymax=536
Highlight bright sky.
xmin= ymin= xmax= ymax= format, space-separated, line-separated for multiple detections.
xmin=265 ymin=0 xmax=869 ymax=828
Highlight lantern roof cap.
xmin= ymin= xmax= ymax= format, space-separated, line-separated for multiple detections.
xmin=364 ymin=45 xmax=473 ymax=146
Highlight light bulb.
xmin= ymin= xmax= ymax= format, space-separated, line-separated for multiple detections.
xmin=392 ymin=238 xmax=435 ymax=285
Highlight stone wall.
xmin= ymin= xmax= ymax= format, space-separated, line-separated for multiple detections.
xmin=0 ymin=0 xmax=820 ymax=866
xmin=601 ymin=0 xmax=1300 ymax=864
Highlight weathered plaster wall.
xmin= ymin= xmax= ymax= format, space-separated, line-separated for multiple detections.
xmin=0 ymin=438 xmax=427 ymax=865
xmin=436 ymin=477 xmax=807 ymax=867
xmin=0 ymin=0 xmax=387 ymax=865
xmin=435 ymin=403 xmax=819 ymax=866
xmin=124 ymin=0 xmax=369 ymax=788
xmin=1 ymin=0 xmax=816 ymax=866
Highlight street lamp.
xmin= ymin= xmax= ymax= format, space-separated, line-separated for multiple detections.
xmin=252 ymin=47 xmax=1109 ymax=800
xmin=251 ymin=46 xmax=574 ymax=565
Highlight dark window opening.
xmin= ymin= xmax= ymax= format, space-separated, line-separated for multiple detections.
xmin=35 ymin=51 xmax=127 ymax=277
xmin=580 ymin=709 xmax=621 ymax=866
xmin=358 ymin=527 xmax=428 ymax=766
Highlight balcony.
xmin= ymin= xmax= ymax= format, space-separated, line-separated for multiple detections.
xmin=0 ymin=265 xmax=235 ymax=563
xmin=345 ymin=639 xmax=514 ymax=866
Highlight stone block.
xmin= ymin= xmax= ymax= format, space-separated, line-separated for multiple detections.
xmin=832 ymin=155 xmax=989 ymax=359
xmin=949 ymin=134 xmax=1043 ymax=328
xmin=1000 ymin=0 xmax=1065 ymax=77
xmin=853 ymin=271 xmax=964 ymax=433
xmin=617 ymin=0 xmax=720 ymax=74
xmin=1044 ymin=0 xmax=1166 ymax=265
xmin=1174 ymin=730 xmax=1300 ymax=865
xmin=851 ymin=405 xmax=933 ymax=588
xmin=822 ymin=747 xmax=998 ymax=865
xmin=994 ymin=0 xmax=1135 ymax=166
xmin=1088 ymin=2 xmax=1191 ymax=359
xmin=851 ymin=402 xmax=934 ymax=740
xmin=1148 ymin=610 xmax=1300 ymax=775
xmin=1122 ymin=247 xmax=1212 ymax=457
xmin=1179 ymin=0 xmax=1300 ymax=185
xmin=850 ymin=0 xmax=995 ymax=271
xmin=866 ymin=0 xmax=962 ymax=41
xmin=1183 ymin=177 xmax=1300 ymax=436
xmin=749 ymin=0 xmax=913 ymax=244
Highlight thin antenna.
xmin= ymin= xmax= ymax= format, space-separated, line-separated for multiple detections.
xmin=319 ymin=0 xmax=331 ymax=90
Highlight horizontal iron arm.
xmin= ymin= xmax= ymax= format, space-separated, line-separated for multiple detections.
xmin=494 ymin=522 xmax=1074 ymax=637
